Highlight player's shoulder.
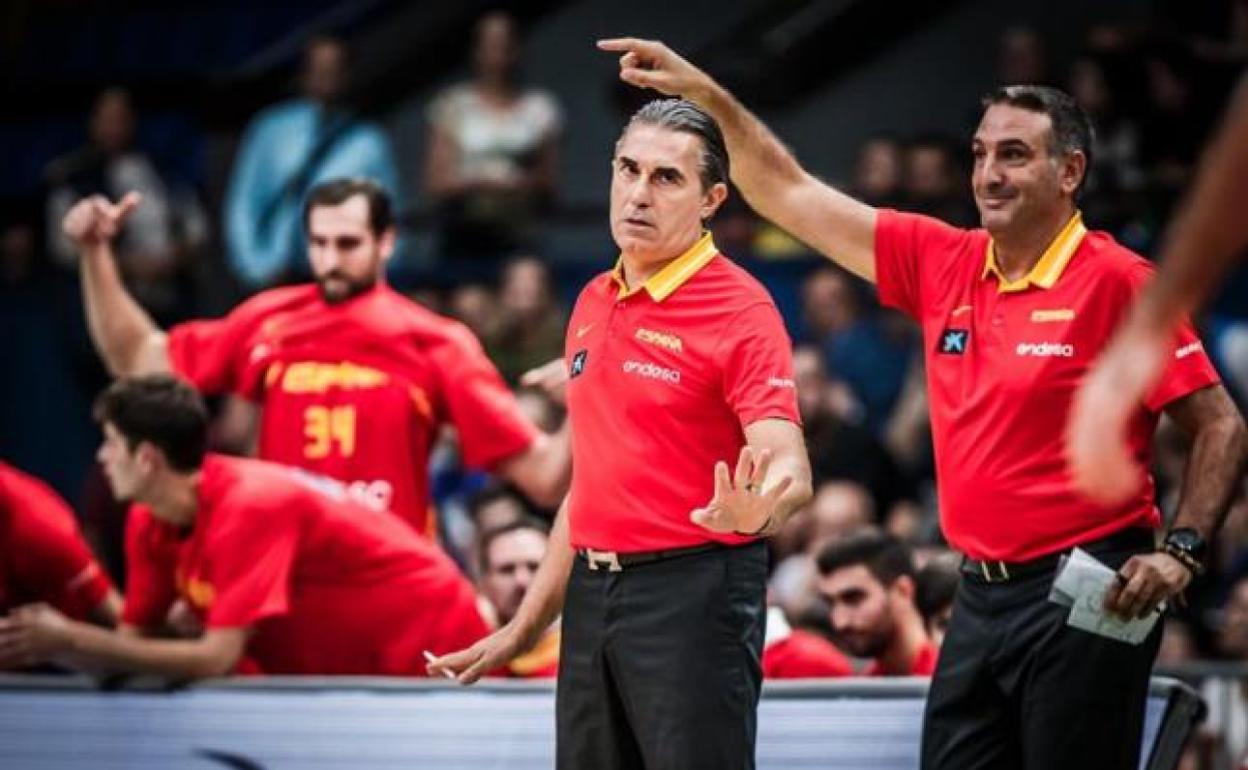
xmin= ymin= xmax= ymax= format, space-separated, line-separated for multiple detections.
xmin=203 ymin=454 xmax=283 ymax=496
xmin=703 ymin=253 xmax=774 ymax=298
xmin=0 ymin=460 xmax=33 ymax=501
xmin=200 ymin=455 xmax=303 ymax=523
xmin=232 ymin=284 xmax=321 ymax=319
xmin=573 ymin=270 xmax=615 ymax=303
xmin=881 ymin=209 xmax=986 ymax=250
xmin=1078 ymin=230 xmax=1155 ymax=289
xmin=690 ymin=253 xmax=785 ymax=319
xmin=0 ymin=461 xmax=69 ymax=523
xmin=374 ymin=287 xmax=484 ymax=350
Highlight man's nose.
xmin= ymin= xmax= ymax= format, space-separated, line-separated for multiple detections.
xmin=626 ymin=178 xmax=652 ymax=207
xmin=829 ymin=605 xmax=851 ymax=631
xmin=981 ymin=157 xmax=1007 ymax=186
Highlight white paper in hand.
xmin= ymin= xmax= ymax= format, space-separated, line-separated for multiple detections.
xmin=1048 ymin=548 xmax=1160 ymax=645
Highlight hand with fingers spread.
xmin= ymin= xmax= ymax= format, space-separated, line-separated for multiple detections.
xmin=1103 ymin=552 xmax=1191 ymax=620
xmin=519 ymin=357 xmax=569 ymax=406
xmin=690 ymin=446 xmax=793 ymax=537
xmin=61 ymin=191 xmax=143 ymax=252
xmin=425 ymin=624 xmax=528 ymax=685
xmin=0 ymin=603 xmax=73 ymax=670
xmin=597 ymin=38 xmax=714 ymax=102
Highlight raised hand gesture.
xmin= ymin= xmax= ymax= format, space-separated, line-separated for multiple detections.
xmin=61 ymin=192 xmax=142 ymax=251
xmin=690 ymin=446 xmax=792 ymax=537
xmin=597 ymin=38 xmax=714 ymax=101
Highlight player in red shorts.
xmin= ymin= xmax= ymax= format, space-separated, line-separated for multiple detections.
xmin=0 ymin=377 xmax=490 ymax=678
xmin=0 ymin=460 xmax=120 ymax=636
xmin=63 ymin=178 xmax=569 ymax=537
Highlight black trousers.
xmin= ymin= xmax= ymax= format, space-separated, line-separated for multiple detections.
xmin=556 ymin=541 xmax=768 ymax=770
xmin=921 ymin=529 xmax=1163 ymax=770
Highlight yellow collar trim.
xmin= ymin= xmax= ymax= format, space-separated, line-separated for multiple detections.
xmin=611 ymin=231 xmax=719 ymax=302
xmin=982 ymin=212 xmax=1087 ymax=293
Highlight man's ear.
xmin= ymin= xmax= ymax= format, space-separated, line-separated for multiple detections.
xmin=1060 ymin=150 xmax=1087 ymax=198
xmin=134 ymin=441 xmax=162 ymax=475
xmin=378 ymin=226 xmax=397 ymax=264
xmin=701 ymin=181 xmax=729 ymax=221
xmin=892 ymin=574 xmax=917 ymax=603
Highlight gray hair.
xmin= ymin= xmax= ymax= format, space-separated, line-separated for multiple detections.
xmin=621 ymin=98 xmax=730 ymax=191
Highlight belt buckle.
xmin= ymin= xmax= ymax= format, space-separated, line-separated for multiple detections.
xmin=980 ymin=560 xmax=1010 ymax=583
xmin=585 ymin=548 xmax=622 ymax=572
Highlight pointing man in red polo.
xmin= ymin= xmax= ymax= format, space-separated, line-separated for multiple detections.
xmin=599 ymin=38 xmax=1246 ymax=770
xmin=430 ymin=99 xmax=813 ymax=770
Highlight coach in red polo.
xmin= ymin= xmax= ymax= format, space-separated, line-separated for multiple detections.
xmin=600 ymin=39 xmax=1247 ymax=770
xmin=430 ymin=99 xmax=813 ymax=770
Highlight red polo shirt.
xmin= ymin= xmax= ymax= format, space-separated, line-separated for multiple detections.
xmin=122 ymin=455 xmax=490 ymax=675
xmin=0 ymin=461 xmax=113 ymax=620
xmin=875 ymin=210 xmax=1220 ymax=562
xmin=167 ymin=283 xmax=537 ymax=536
xmin=565 ymin=233 xmax=801 ymax=552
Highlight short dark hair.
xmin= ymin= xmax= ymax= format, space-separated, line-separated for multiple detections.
xmin=623 ymin=98 xmax=729 ymax=191
xmin=982 ymin=85 xmax=1095 ymax=195
xmin=93 ymin=376 xmax=208 ymax=472
xmin=467 ymin=484 xmax=530 ymax=523
xmin=915 ymin=556 xmax=961 ymax=623
xmin=478 ymin=516 xmax=550 ymax=574
xmin=816 ymin=530 xmax=915 ymax=586
xmin=303 ymin=177 xmax=393 ymax=236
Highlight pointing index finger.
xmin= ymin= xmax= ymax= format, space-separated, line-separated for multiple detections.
xmin=113 ymin=191 xmax=143 ymax=218
xmin=597 ymin=37 xmax=648 ymax=52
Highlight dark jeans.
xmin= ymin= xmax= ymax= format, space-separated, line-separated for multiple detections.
xmin=556 ymin=541 xmax=768 ymax=770
xmin=922 ymin=529 xmax=1163 ymax=770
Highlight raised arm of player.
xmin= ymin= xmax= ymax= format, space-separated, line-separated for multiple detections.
xmin=427 ymin=494 xmax=575 ymax=684
xmin=0 ymin=604 xmax=247 ymax=679
xmin=1069 ymin=78 xmax=1248 ymax=504
xmin=62 ymin=193 xmax=171 ymax=377
xmin=598 ymin=38 xmax=878 ymax=282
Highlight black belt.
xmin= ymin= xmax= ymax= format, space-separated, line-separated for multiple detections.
xmin=577 ymin=542 xmax=725 ymax=572
xmin=960 ymin=527 xmax=1155 ymax=584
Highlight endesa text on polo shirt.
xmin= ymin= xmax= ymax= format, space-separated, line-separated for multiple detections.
xmin=621 ymin=359 xmax=681 ymax=383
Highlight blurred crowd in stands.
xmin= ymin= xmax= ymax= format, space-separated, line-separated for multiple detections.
xmin=2 ymin=3 xmax=1248 ymax=767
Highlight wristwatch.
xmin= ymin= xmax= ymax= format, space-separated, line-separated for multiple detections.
xmin=1160 ymin=528 xmax=1207 ymax=576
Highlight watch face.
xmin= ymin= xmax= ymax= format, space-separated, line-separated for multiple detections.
xmin=1167 ymin=528 xmax=1207 ymax=560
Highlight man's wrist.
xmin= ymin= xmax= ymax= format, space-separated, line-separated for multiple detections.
xmin=735 ymin=514 xmax=776 ymax=538
xmin=1158 ymin=543 xmax=1205 ymax=577
xmin=1160 ymin=527 xmax=1208 ymax=576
